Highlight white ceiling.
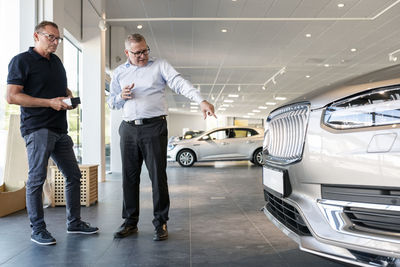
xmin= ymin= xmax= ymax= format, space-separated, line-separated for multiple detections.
xmin=100 ymin=0 xmax=400 ymax=118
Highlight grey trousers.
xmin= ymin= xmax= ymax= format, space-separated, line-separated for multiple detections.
xmin=24 ymin=128 xmax=81 ymax=233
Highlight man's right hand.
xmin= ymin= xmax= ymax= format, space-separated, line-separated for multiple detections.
xmin=49 ymin=97 xmax=71 ymax=111
xmin=121 ymin=83 xmax=135 ymax=100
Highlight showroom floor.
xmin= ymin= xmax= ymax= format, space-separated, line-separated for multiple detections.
xmin=0 ymin=161 xmax=346 ymax=267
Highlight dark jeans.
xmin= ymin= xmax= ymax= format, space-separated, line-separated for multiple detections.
xmin=24 ymin=128 xmax=81 ymax=233
xmin=119 ymin=119 xmax=169 ymax=228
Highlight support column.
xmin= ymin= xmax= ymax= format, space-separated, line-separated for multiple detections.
xmin=109 ymin=26 xmax=126 ymax=173
xmin=81 ymin=27 xmax=106 ymax=182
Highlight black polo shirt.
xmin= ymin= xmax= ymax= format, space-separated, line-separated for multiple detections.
xmin=7 ymin=47 xmax=68 ymax=137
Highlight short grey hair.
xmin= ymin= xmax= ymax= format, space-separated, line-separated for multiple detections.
xmin=125 ymin=33 xmax=146 ymax=49
xmin=35 ymin=21 xmax=58 ymax=32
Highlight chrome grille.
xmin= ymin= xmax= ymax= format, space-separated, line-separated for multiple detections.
xmin=263 ymin=103 xmax=310 ymax=165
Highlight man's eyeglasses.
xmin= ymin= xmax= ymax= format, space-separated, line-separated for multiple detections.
xmin=128 ymin=47 xmax=150 ymax=58
xmin=38 ymin=32 xmax=63 ymax=43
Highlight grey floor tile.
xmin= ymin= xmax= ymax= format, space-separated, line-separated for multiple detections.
xmin=0 ymin=161 xmax=346 ymax=267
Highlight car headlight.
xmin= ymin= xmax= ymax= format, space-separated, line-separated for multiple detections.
xmin=167 ymin=143 xmax=176 ymax=151
xmin=323 ymin=86 xmax=400 ymax=130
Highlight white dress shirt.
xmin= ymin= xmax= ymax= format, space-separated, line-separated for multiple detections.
xmin=107 ymin=57 xmax=204 ymax=121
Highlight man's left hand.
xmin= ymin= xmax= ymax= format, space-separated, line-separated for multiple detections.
xmin=200 ymin=100 xmax=217 ymax=119
xmin=66 ymin=88 xmax=77 ymax=109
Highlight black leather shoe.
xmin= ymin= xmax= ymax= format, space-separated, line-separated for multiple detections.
xmin=153 ymin=223 xmax=168 ymax=241
xmin=114 ymin=223 xmax=138 ymax=238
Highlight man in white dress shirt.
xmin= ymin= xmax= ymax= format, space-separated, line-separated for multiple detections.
xmin=108 ymin=33 xmax=215 ymax=241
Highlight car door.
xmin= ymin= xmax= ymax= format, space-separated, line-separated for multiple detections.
xmin=228 ymin=128 xmax=263 ymax=159
xmin=196 ymin=128 xmax=236 ymax=160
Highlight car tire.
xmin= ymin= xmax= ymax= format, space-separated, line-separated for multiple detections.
xmin=177 ymin=150 xmax=196 ymax=167
xmin=252 ymin=148 xmax=263 ymax=166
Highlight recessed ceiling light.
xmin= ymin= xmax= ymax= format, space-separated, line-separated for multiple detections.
xmin=275 ymin=96 xmax=287 ymax=101
xmin=252 ymin=110 xmax=261 ymax=113
xmin=337 ymin=3 xmax=345 ymax=8
xmin=228 ymin=94 xmax=239 ymax=98
xmin=324 ymin=64 xmax=330 ymax=67
xmin=305 ymin=75 xmax=311 ymax=78
xmin=221 ymin=29 xmax=228 ymax=33
xmin=137 ymin=24 xmax=143 ymax=29
xmin=350 ymin=48 xmax=357 ymax=52
xmin=258 ymin=106 xmax=268 ymax=109
xmin=248 ymin=113 xmax=255 ymax=116
xmin=305 ymin=33 xmax=311 ymax=38
xmin=266 ymin=102 xmax=276 ymax=105
xmin=224 ymin=99 xmax=234 ymax=103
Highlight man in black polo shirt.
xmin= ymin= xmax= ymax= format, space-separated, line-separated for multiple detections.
xmin=6 ymin=21 xmax=98 ymax=245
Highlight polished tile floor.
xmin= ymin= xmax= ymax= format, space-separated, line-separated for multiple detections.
xmin=0 ymin=161 xmax=346 ymax=267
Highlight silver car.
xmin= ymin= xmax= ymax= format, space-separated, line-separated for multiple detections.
xmin=262 ymin=64 xmax=400 ymax=266
xmin=168 ymin=126 xmax=264 ymax=167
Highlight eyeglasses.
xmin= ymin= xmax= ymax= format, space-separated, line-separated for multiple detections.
xmin=128 ymin=47 xmax=150 ymax=58
xmin=38 ymin=32 xmax=63 ymax=43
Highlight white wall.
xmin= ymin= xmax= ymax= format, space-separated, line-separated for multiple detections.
xmin=109 ymin=26 xmax=126 ymax=70
xmin=110 ymin=109 xmax=122 ymax=173
xmin=81 ymin=27 xmax=106 ymax=181
xmin=167 ymin=113 xmax=207 ymax=137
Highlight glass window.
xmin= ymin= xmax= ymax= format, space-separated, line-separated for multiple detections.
xmin=0 ymin=0 xmax=20 ymax=185
xmin=63 ymin=37 xmax=83 ymax=162
xmin=209 ymin=129 xmax=229 ymax=140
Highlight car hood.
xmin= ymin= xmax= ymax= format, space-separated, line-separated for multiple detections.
xmin=286 ymin=64 xmax=400 ymax=110
xmin=171 ymin=139 xmax=198 ymax=146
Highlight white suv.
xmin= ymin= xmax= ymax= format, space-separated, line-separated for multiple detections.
xmin=262 ymin=64 xmax=400 ymax=266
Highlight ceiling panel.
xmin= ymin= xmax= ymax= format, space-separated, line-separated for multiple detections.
xmin=103 ymin=0 xmax=400 ymax=118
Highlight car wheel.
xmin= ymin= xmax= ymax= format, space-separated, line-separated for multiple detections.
xmin=177 ymin=150 xmax=195 ymax=167
xmin=253 ymin=148 xmax=263 ymax=166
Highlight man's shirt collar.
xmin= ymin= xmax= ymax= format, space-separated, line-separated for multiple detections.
xmin=124 ymin=57 xmax=155 ymax=68
xmin=28 ymin=46 xmax=54 ymax=61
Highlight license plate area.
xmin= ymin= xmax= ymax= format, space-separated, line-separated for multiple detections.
xmin=263 ymin=166 xmax=291 ymax=197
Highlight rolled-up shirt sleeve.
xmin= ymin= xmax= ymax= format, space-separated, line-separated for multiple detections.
xmin=159 ymin=59 xmax=204 ymax=104
xmin=107 ymin=69 xmax=126 ymax=110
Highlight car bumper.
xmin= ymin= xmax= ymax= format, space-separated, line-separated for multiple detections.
xmin=167 ymin=150 xmax=177 ymax=162
xmin=262 ymin=183 xmax=400 ymax=266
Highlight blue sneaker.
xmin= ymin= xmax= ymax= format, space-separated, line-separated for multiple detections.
xmin=31 ymin=229 xmax=56 ymax=245
xmin=67 ymin=221 xmax=99 ymax=234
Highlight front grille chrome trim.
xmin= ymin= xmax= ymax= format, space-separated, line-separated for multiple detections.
xmin=317 ymin=199 xmax=400 ymax=244
xmin=264 ymin=102 xmax=310 ymax=165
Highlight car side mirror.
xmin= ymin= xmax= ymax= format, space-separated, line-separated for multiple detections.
xmin=201 ymin=135 xmax=210 ymax=141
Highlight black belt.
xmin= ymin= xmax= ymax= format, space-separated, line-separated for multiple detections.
xmin=126 ymin=115 xmax=166 ymax=126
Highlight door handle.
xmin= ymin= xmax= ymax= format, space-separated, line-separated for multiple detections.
xmin=246 ymin=140 xmax=254 ymax=144
xmin=221 ymin=142 xmax=228 ymax=145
